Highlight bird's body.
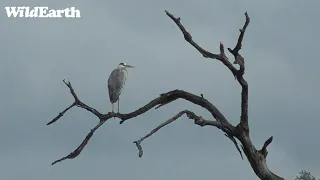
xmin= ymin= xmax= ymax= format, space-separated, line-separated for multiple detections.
xmin=108 ymin=63 xmax=134 ymax=113
xmin=108 ymin=68 xmax=127 ymax=103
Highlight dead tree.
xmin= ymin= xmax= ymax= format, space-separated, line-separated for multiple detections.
xmin=48 ymin=11 xmax=284 ymax=180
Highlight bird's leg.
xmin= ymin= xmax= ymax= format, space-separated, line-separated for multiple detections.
xmin=117 ymin=98 xmax=120 ymax=114
xmin=112 ymin=103 xmax=115 ymax=119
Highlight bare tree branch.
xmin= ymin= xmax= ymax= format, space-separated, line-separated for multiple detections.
xmin=165 ymin=10 xmax=249 ymax=130
xmin=225 ymin=133 xmax=243 ymax=160
xmin=227 ymin=12 xmax=249 ymax=74
xmin=47 ymin=103 xmax=75 ymax=125
xmin=133 ymin=110 xmax=228 ymax=157
xmin=48 ymin=82 xmax=230 ymax=125
xmin=48 ymin=10 xmax=285 ymax=180
xmin=134 ymin=111 xmax=187 ymax=158
xmin=51 ymin=120 xmax=105 ymax=165
xmin=228 ymin=11 xmax=250 ymax=57
xmin=227 ymin=12 xmax=250 ymax=130
xmin=259 ymin=136 xmax=273 ymax=157
xmin=165 ymin=10 xmax=283 ymax=180
xmin=165 ymin=10 xmax=237 ymax=78
xmin=262 ymin=136 xmax=273 ymax=151
xmin=64 ymin=80 xmax=103 ymax=118
xmin=48 ymin=81 xmax=234 ymax=165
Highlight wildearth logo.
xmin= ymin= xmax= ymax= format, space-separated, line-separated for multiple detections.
xmin=5 ymin=6 xmax=81 ymax=18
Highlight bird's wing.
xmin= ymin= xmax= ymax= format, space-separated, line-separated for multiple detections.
xmin=108 ymin=69 xmax=127 ymax=103
xmin=117 ymin=69 xmax=127 ymax=96
xmin=108 ymin=69 xmax=121 ymax=103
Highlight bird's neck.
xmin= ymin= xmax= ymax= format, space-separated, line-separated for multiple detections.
xmin=118 ymin=67 xmax=127 ymax=72
xmin=117 ymin=65 xmax=127 ymax=69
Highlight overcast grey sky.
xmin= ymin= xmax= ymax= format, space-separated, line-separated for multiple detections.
xmin=1 ymin=0 xmax=319 ymax=179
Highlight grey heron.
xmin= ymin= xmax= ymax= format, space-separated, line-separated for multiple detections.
xmin=108 ymin=62 xmax=134 ymax=113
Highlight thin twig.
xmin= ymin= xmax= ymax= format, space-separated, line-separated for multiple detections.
xmin=165 ymin=10 xmax=238 ymax=77
xmin=133 ymin=110 xmax=224 ymax=157
xmin=47 ymin=103 xmax=75 ymax=125
xmin=259 ymin=136 xmax=273 ymax=157
xmin=51 ymin=120 xmax=106 ymax=165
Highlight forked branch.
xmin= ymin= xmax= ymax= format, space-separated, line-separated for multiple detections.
xmin=165 ymin=10 xmax=282 ymax=180
xmin=48 ymin=10 xmax=284 ymax=180
xmin=165 ymin=10 xmax=237 ymax=77
xmin=48 ymin=80 xmax=235 ymax=165
xmin=133 ymin=110 xmax=239 ymax=158
xmin=165 ymin=10 xmax=249 ymax=130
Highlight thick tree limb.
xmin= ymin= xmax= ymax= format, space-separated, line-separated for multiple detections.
xmin=165 ymin=10 xmax=249 ymax=131
xmin=48 ymin=81 xmax=234 ymax=165
xmin=165 ymin=10 xmax=283 ymax=180
xmin=238 ymin=133 xmax=283 ymax=180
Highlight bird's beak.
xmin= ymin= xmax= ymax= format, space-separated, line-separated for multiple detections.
xmin=125 ymin=65 xmax=135 ymax=68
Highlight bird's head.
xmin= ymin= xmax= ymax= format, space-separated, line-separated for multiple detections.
xmin=118 ymin=62 xmax=135 ymax=69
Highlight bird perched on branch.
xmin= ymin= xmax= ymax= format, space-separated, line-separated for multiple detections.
xmin=108 ymin=62 xmax=135 ymax=113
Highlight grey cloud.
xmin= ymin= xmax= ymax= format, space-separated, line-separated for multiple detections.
xmin=1 ymin=0 xmax=319 ymax=179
